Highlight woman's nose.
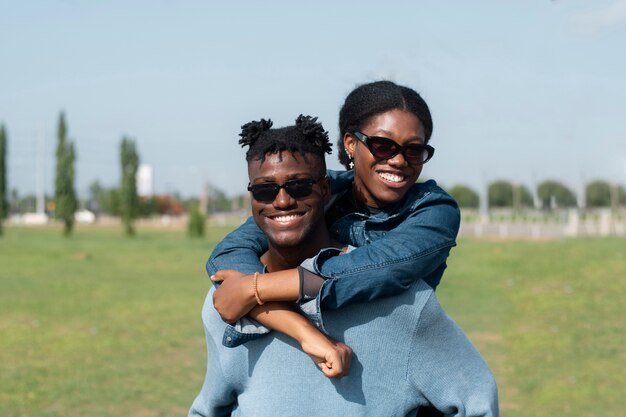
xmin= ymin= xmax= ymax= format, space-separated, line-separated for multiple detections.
xmin=387 ymin=151 xmax=408 ymax=168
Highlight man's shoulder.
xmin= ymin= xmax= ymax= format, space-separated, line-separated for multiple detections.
xmin=326 ymin=279 xmax=434 ymax=329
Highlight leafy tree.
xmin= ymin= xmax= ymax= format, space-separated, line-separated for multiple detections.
xmin=0 ymin=125 xmax=7 ymax=235
xmin=120 ymin=137 xmax=139 ymax=235
xmin=447 ymin=185 xmax=479 ymax=209
xmin=537 ymin=180 xmax=577 ymax=209
xmin=585 ymin=180 xmax=611 ymax=208
xmin=488 ymin=180 xmax=513 ymax=208
xmin=619 ymin=186 xmax=626 ymax=207
xmin=205 ymin=184 xmax=235 ymax=213
xmin=139 ymin=196 xmax=160 ymax=218
xmin=10 ymin=188 xmax=18 ymax=215
xmin=488 ymin=180 xmax=533 ymax=209
xmin=187 ymin=203 xmax=206 ymax=238
xmin=54 ymin=112 xmax=77 ymax=236
xmin=87 ymin=181 xmax=105 ymax=214
xmin=87 ymin=181 xmax=122 ymax=216
xmin=518 ymin=186 xmax=534 ymax=208
xmin=586 ymin=180 xmax=626 ymax=208
xmin=106 ymin=188 xmax=122 ymax=215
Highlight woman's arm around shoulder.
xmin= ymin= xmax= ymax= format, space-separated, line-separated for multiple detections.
xmin=206 ymin=216 xmax=268 ymax=276
xmin=317 ymin=182 xmax=461 ymax=309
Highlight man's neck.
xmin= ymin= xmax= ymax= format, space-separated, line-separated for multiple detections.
xmin=261 ymin=229 xmax=337 ymax=272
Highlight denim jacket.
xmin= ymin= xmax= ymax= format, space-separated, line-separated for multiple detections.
xmin=207 ymin=169 xmax=460 ymax=346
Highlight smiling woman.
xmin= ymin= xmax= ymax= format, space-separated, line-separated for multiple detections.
xmin=209 ymin=81 xmax=459 ymax=334
xmin=203 ymin=81 xmax=496 ymax=416
xmin=344 ymin=108 xmax=428 ymax=208
xmin=190 ymin=108 xmax=498 ymax=417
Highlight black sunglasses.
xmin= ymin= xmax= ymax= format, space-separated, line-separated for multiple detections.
xmin=247 ymin=177 xmax=325 ymax=202
xmin=352 ymin=131 xmax=435 ymax=165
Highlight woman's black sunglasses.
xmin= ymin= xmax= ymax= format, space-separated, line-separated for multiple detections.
xmin=247 ymin=177 xmax=324 ymax=202
xmin=352 ymin=131 xmax=435 ymax=165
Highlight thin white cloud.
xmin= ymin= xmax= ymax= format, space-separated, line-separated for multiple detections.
xmin=569 ymin=0 xmax=626 ymax=34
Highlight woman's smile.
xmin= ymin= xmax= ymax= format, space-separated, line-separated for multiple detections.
xmin=346 ymin=109 xmax=426 ymax=208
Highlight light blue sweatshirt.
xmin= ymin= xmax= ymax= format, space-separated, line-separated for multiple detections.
xmin=189 ymin=279 xmax=499 ymax=417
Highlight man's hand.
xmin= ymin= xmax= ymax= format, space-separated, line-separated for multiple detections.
xmin=211 ymin=270 xmax=258 ymax=323
xmin=298 ymin=327 xmax=353 ymax=378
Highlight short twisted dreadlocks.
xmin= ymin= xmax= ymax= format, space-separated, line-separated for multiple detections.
xmin=239 ymin=115 xmax=332 ymax=173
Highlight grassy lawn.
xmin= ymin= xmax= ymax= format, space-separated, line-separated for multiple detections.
xmin=440 ymin=238 xmax=626 ymax=416
xmin=0 ymin=225 xmax=231 ymax=417
xmin=1 ymin=226 xmax=624 ymax=416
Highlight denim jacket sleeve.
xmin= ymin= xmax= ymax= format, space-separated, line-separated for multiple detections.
xmin=212 ymin=249 xmax=343 ymax=348
xmin=205 ymin=174 xmax=460 ymax=345
xmin=206 ymin=167 xmax=352 ymax=275
xmin=206 ymin=217 xmax=271 ymax=347
xmin=206 ymin=216 xmax=268 ymax=276
xmin=317 ymin=183 xmax=460 ymax=309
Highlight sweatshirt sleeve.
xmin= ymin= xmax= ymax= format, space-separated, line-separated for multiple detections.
xmin=407 ymin=293 xmax=500 ymax=417
xmin=188 ymin=291 xmax=238 ymax=417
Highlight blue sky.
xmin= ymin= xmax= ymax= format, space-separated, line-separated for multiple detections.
xmin=2 ymin=0 xmax=625 ymax=198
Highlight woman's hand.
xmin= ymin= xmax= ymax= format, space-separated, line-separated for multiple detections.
xmin=211 ymin=270 xmax=258 ymax=323
xmin=297 ymin=327 xmax=353 ymax=378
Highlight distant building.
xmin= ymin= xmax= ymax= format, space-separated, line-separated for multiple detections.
xmin=137 ymin=164 xmax=154 ymax=197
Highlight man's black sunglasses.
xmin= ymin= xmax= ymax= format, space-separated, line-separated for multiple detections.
xmin=247 ymin=177 xmax=325 ymax=202
xmin=352 ymin=131 xmax=435 ymax=165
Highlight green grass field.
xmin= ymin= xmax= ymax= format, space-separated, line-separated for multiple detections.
xmin=1 ymin=226 xmax=624 ymax=416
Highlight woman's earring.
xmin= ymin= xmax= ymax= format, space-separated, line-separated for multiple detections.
xmin=347 ymin=152 xmax=355 ymax=170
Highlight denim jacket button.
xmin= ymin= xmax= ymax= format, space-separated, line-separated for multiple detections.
xmin=226 ymin=336 xmax=232 ymax=342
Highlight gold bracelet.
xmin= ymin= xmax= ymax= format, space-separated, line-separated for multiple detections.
xmin=253 ymin=272 xmax=264 ymax=305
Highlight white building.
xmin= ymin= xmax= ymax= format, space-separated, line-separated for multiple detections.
xmin=137 ymin=164 xmax=154 ymax=197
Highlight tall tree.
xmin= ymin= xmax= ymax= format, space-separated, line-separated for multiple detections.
xmin=54 ymin=112 xmax=77 ymax=236
xmin=120 ymin=137 xmax=139 ymax=235
xmin=0 ymin=125 xmax=7 ymax=236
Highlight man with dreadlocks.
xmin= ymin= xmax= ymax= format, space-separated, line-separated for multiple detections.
xmin=189 ymin=115 xmax=498 ymax=417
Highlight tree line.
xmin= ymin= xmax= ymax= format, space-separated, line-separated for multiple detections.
xmin=1 ymin=114 xmax=625 ymax=236
xmin=0 ymin=113 xmax=140 ymax=236
xmin=448 ymin=180 xmax=626 ymax=210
